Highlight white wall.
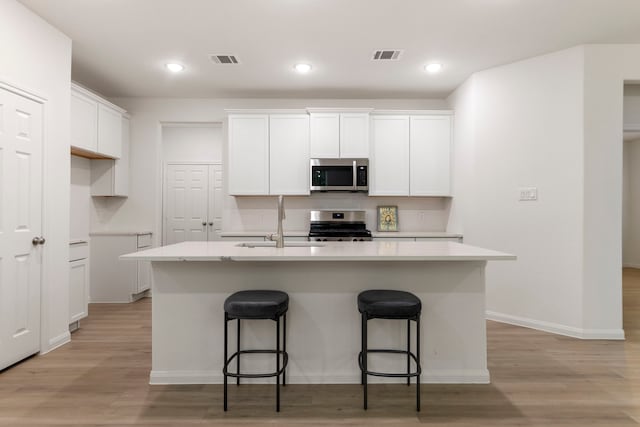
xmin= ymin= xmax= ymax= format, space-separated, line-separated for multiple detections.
xmin=70 ymin=155 xmax=91 ymax=239
xmin=623 ymin=88 xmax=640 ymax=267
xmin=623 ymin=141 xmax=631 ymax=265
xmin=98 ymin=98 xmax=450 ymax=240
xmin=162 ymin=125 xmax=223 ymax=163
xmin=448 ymin=44 xmax=640 ymax=339
xmin=621 ymin=140 xmax=640 ymax=268
xmin=581 ymin=45 xmax=640 ymax=333
xmin=624 ymin=87 xmax=640 ymax=129
xmin=447 ymin=47 xmax=588 ymax=337
xmin=0 ymin=0 xmax=72 ymax=352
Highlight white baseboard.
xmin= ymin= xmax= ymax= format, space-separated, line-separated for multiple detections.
xmin=486 ymin=311 xmax=625 ymax=340
xmin=150 ymin=369 xmax=489 ymax=385
xmin=623 ymin=262 xmax=640 ymax=269
xmin=42 ymin=331 xmax=71 ymax=354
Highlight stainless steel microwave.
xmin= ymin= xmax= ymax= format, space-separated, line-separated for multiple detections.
xmin=310 ymin=159 xmax=368 ymax=192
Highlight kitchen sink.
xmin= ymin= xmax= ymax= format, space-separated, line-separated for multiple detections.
xmin=235 ymin=242 xmax=326 ymax=248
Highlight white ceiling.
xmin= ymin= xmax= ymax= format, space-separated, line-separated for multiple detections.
xmin=18 ymin=0 xmax=640 ymax=99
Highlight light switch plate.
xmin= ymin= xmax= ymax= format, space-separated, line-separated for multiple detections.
xmin=519 ymin=187 xmax=538 ymax=201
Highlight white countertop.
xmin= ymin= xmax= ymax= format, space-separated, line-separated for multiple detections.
xmin=371 ymin=231 xmax=463 ymax=238
xmin=221 ymin=231 xmax=462 ymax=238
xmin=220 ymin=231 xmax=309 ymax=237
xmin=121 ymin=241 xmax=514 ymax=262
xmin=90 ymin=231 xmax=152 ymax=236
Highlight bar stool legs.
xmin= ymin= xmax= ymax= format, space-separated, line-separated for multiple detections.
xmin=222 ymin=290 xmax=289 ymax=412
xmin=357 ymin=288 xmax=422 ymax=412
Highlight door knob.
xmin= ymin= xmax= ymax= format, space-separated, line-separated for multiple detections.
xmin=32 ymin=236 xmax=45 ymax=245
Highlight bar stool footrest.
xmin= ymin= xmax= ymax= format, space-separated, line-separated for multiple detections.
xmin=223 ymin=349 xmax=288 ymax=378
xmin=359 ymin=349 xmax=422 ymax=378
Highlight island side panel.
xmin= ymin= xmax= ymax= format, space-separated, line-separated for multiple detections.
xmin=150 ymin=260 xmax=488 ymax=384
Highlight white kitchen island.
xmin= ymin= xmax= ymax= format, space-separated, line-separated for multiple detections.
xmin=122 ymin=241 xmax=514 ymax=385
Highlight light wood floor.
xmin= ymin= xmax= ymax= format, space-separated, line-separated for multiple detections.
xmin=1 ymin=270 xmax=640 ymax=426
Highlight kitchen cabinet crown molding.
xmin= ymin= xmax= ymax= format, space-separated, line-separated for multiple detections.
xmin=306 ymin=107 xmax=374 ymax=114
xmin=224 ymin=108 xmax=308 ymax=115
xmin=372 ymin=109 xmax=453 ymax=116
xmin=71 ymin=82 xmax=126 ymax=114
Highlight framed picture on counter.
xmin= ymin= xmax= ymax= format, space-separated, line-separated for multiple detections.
xmin=377 ymin=206 xmax=398 ymax=232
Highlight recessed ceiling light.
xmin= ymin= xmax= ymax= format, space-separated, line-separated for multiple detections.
xmin=424 ymin=63 xmax=443 ymax=73
xmin=166 ymin=63 xmax=185 ymax=72
xmin=294 ymin=63 xmax=312 ymax=73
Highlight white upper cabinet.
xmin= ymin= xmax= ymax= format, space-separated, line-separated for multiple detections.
xmin=339 ymin=113 xmax=370 ymax=158
xmin=70 ymin=83 xmax=125 ymax=159
xmin=309 ymin=109 xmax=370 ymax=158
xmin=269 ymin=114 xmax=310 ymax=195
xmin=91 ymin=116 xmax=130 ymax=197
xmin=97 ymin=104 xmax=122 ymax=158
xmin=309 ymin=113 xmax=340 ymax=158
xmin=227 ymin=114 xmax=270 ymax=195
xmin=370 ymin=111 xmax=453 ymax=197
xmin=410 ymin=115 xmax=451 ymax=196
xmin=370 ymin=115 xmax=410 ymax=196
xmin=70 ymin=91 xmax=98 ymax=152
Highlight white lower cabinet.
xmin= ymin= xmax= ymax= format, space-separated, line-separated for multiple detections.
xmin=90 ymin=232 xmax=152 ymax=303
xmin=69 ymin=241 xmax=90 ymax=327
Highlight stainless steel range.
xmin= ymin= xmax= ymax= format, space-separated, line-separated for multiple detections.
xmin=308 ymin=210 xmax=372 ymax=242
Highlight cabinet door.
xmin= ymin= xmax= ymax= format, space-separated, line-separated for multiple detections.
xmin=70 ymin=91 xmax=98 ymax=152
xmin=228 ymin=114 xmax=269 ymax=195
xmin=269 ymin=114 xmax=310 ymax=195
xmin=136 ymin=260 xmax=151 ymax=294
xmin=97 ymin=104 xmax=122 ymax=158
xmin=309 ymin=113 xmax=340 ymax=158
xmin=113 ymin=116 xmax=130 ymax=195
xmin=90 ymin=118 xmax=129 ymax=196
xmin=370 ymin=116 xmax=410 ymax=196
xmin=340 ymin=113 xmax=369 ymax=158
xmin=410 ymin=115 xmax=451 ymax=196
xmin=69 ymin=259 xmax=89 ymax=323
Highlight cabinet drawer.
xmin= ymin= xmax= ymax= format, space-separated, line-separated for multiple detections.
xmin=69 ymin=241 xmax=89 ymax=261
xmin=137 ymin=234 xmax=152 ymax=248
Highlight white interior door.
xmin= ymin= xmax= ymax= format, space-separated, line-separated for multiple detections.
xmin=0 ymin=87 xmax=43 ymax=370
xmin=208 ymin=164 xmax=223 ymax=241
xmin=164 ymin=164 xmax=209 ymax=244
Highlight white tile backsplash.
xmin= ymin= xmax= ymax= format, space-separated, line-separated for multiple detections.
xmin=223 ymin=194 xmax=451 ymax=232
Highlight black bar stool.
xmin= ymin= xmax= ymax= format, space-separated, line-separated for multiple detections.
xmin=223 ymin=290 xmax=289 ymax=412
xmin=357 ymin=289 xmax=422 ymax=411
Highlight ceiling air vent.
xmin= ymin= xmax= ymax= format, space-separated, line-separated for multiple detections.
xmin=210 ymin=54 xmax=240 ymax=64
xmin=372 ymin=49 xmax=403 ymax=61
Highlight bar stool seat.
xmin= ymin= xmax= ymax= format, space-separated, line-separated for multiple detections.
xmin=357 ymin=290 xmax=421 ymax=319
xmin=358 ymin=289 xmax=422 ymax=411
xmin=223 ymin=290 xmax=289 ymax=412
xmin=224 ymin=290 xmax=289 ymax=320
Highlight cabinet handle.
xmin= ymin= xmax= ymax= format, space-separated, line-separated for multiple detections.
xmin=208 ymin=222 xmax=213 ymax=226
xmin=202 ymin=222 xmax=206 ymax=226
xmin=32 ymin=236 xmax=45 ymax=245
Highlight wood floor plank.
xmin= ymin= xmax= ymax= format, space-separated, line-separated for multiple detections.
xmin=0 ymin=269 xmax=639 ymax=426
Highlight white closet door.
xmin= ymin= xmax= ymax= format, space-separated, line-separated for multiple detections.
xmin=208 ymin=165 xmax=223 ymax=241
xmin=0 ymin=87 xmax=43 ymax=370
xmin=164 ymin=164 xmax=209 ymax=244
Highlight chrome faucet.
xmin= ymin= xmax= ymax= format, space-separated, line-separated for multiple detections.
xmin=266 ymin=195 xmax=286 ymax=248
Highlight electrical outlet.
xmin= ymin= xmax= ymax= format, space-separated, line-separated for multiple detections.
xmin=519 ymin=187 xmax=538 ymax=201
